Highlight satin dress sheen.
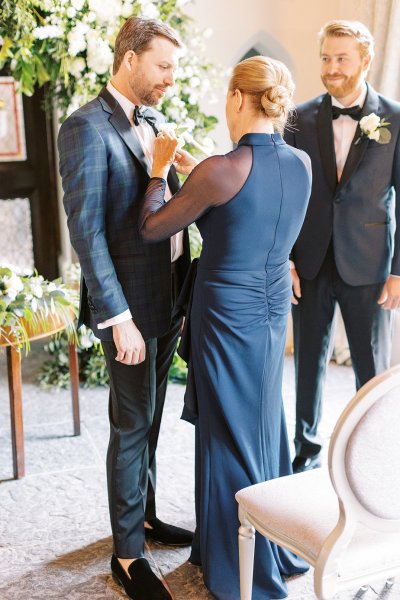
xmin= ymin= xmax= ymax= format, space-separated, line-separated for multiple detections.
xmin=140 ymin=133 xmax=312 ymax=599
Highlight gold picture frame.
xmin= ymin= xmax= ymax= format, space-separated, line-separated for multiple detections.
xmin=0 ymin=76 xmax=27 ymax=162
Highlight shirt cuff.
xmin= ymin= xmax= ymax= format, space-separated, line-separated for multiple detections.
xmin=97 ymin=309 xmax=132 ymax=329
xmin=289 ymin=260 xmax=296 ymax=270
xmin=390 ymin=274 xmax=400 ymax=279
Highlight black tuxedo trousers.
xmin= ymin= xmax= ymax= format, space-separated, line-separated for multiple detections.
xmin=292 ymin=243 xmax=392 ymax=459
xmin=102 ymin=263 xmax=182 ymax=557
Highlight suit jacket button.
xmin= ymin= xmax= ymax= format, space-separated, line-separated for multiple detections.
xmin=334 ymin=195 xmax=341 ymax=203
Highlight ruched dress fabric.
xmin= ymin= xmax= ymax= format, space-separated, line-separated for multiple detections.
xmin=140 ymin=133 xmax=312 ymax=599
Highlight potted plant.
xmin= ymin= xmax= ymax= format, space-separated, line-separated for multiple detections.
xmin=0 ymin=264 xmax=78 ymax=355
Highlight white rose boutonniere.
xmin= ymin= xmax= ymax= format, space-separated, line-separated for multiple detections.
xmin=356 ymin=112 xmax=391 ymax=145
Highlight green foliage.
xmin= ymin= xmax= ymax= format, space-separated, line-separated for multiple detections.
xmin=0 ymin=0 xmax=219 ymax=154
xmin=0 ymin=265 xmax=78 ymax=355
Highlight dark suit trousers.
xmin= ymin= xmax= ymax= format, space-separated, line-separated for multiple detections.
xmin=292 ymin=243 xmax=392 ymax=458
xmin=102 ymin=265 xmax=182 ymax=557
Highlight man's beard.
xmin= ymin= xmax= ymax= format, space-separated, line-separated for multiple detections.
xmin=321 ymin=64 xmax=364 ymax=99
xmin=129 ymin=73 xmax=163 ymax=107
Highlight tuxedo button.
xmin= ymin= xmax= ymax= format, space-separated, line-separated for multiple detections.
xmin=334 ymin=195 xmax=342 ymax=203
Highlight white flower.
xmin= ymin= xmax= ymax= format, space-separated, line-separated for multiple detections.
xmin=184 ymin=117 xmax=195 ymax=132
xmin=171 ymin=96 xmax=185 ymax=107
xmin=71 ymin=0 xmax=85 ymax=9
xmin=184 ymin=66 xmax=194 ymax=78
xmin=188 ymin=93 xmax=198 ymax=105
xmin=86 ymin=11 xmax=97 ymax=23
xmin=88 ymin=0 xmax=122 ymax=24
xmin=369 ymin=129 xmax=380 ymax=141
xmin=32 ymin=25 xmax=63 ymax=40
xmin=69 ymin=57 xmax=86 ymax=78
xmin=121 ymin=2 xmax=133 ymax=18
xmin=140 ymin=2 xmax=159 ymax=18
xmin=189 ymin=76 xmax=201 ymax=88
xmin=87 ymin=33 xmax=113 ymax=75
xmin=31 ymin=297 xmax=38 ymax=313
xmin=47 ymin=282 xmax=57 ymax=292
xmin=360 ymin=112 xmax=381 ymax=133
xmin=32 ymin=284 xmax=43 ymax=299
xmin=66 ymin=6 xmax=77 ymax=18
xmin=67 ymin=24 xmax=88 ymax=56
xmin=201 ymin=136 xmax=215 ymax=152
xmin=357 ymin=112 xmax=391 ymax=145
xmin=2 ymin=273 xmax=24 ymax=300
xmin=158 ymin=122 xmax=177 ymax=133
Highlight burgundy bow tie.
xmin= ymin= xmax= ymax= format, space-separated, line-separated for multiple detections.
xmin=332 ymin=105 xmax=362 ymax=121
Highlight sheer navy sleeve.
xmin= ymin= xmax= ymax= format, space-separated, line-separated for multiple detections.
xmin=139 ymin=147 xmax=253 ymax=242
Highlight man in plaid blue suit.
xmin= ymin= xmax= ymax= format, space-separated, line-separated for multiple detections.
xmin=58 ymin=17 xmax=192 ymax=600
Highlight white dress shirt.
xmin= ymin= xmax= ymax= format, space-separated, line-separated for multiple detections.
xmin=331 ymin=83 xmax=367 ymax=181
xmin=98 ymin=82 xmax=184 ymax=329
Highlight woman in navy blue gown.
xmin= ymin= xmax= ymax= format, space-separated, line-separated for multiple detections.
xmin=140 ymin=56 xmax=312 ymax=600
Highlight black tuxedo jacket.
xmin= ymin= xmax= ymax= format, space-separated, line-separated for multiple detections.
xmin=285 ymin=83 xmax=400 ymax=285
xmin=58 ymin=87 xmax=191 ymax=341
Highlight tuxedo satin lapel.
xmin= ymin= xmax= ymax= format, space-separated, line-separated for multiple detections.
xmin=336 ymin=83 xmax=380 ymax=193
xmin=317 ymin=94 xmax=337 ymax=191
xmin=98 ymin=87 xmax=152 ymax=177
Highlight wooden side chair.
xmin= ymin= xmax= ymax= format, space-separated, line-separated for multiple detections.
xmin=236 ymin=365 xmax=400 ymax=600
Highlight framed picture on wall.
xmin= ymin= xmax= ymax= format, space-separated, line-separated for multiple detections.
xmin=0 ymin=76 xmax=27 ymax=162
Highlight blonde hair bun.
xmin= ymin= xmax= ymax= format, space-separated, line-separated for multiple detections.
xmin=229 ymin=56 xmax=295 ymax=133
xmin=261 ymin=84 xmax=291 ymax=119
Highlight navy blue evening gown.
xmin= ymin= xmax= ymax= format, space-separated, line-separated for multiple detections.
xmin=140 ymin=133 xmax=312 ymax=599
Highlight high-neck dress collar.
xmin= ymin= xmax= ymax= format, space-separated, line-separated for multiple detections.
xmin=238 ymin=132 xmax=285 ymax=146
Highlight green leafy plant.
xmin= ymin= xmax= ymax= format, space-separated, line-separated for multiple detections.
xmin=0 ymin=0 xmax=219 ymax=154
xmin=0 ymin=265 xmax=78 ymax=355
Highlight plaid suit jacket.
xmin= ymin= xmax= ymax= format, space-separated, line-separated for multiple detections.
xmin=58 ymin=87 xmax=191 ymax=341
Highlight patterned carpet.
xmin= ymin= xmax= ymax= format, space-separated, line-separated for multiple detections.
xmin=0 ymin=346 xmax=398 ymax=599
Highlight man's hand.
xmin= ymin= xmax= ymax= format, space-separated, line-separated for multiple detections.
xmin=113 ymin=320 xmax=146 ymax=365
xmin=377 ymin=275 xmax=400 ymax=310
xmin=174 ymin=148 xmax=198 ymax=176
xmin=291 ymin=266 xmax=302 ymax=305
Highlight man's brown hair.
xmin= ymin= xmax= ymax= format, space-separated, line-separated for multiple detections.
xmin=113 ymin=17 xmax=181 ymax=74
xmin=319 ymin=20 xmax=375 ymax=59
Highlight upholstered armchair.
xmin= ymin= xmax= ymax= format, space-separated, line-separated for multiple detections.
xmin=236 ymin=365 xmax=400 ymax=600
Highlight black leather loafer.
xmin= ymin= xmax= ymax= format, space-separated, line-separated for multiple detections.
xmin=292 ymin=455 xmax=321 ymax=474
xmin=111 ymin=555 xmax=172 ymax=600
xmin=145 ymin=517 xmax=193 ymax=546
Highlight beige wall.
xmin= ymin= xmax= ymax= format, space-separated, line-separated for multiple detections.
xmin=186 ymin=0 xmax=362 ymax=151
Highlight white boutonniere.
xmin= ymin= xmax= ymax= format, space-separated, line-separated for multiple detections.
xmin=157 ymin=122 xmax=212 ymax=156
xmin=356 ymin=112 xmax=391 ymax=145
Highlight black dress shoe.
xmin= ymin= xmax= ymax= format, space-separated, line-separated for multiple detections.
xmin=111 ymin=555 xmax=172 ymax=600
xmin=145 ymin=517 xmax=193 ymax=546
xmin=292 ymin=455 xmax=321 ymax=474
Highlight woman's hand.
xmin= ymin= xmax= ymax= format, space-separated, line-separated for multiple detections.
xmin=151 ymin=131 xmax=179 ymax=179
xmin=174 ymin=148 xmax=198 ymax=175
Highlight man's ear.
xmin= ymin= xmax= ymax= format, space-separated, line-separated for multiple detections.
xmin=363 ymin=52 xmax=372 ymax=73
xmin=123 ymin=50 xmax=137 ymax=72
xmin=234 ymin=88 xmax=243 ymax=112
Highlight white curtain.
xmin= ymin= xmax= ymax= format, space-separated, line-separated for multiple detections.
xmin=361 ymin=0 xmax=400 ymax=100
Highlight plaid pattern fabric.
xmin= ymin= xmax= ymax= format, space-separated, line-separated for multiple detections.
xmin=58 ymin=89 xmax=190 ymax=341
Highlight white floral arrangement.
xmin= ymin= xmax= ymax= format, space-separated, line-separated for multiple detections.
xmin=0 ymin=0 xmax=218 ymax=153
xmin=0 ymin=264 xmax=78 ymax=354
xmin=356 ymin=112 xmax=391 ymax=145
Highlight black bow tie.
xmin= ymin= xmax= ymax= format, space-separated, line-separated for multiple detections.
xmin=332 ymin=105 xmax=362 ymax=121
xmin=132 ymin=105 xmax=158 ymax=134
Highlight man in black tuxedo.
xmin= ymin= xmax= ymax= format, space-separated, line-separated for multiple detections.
xmin=58 ymin=17 xmax=194 ymax=600
xmin=285 ymin=20 xmax=400 ymax=473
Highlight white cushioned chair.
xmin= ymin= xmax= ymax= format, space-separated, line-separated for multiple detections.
xmin=235 ymin=364 xmax=400 ymax=600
